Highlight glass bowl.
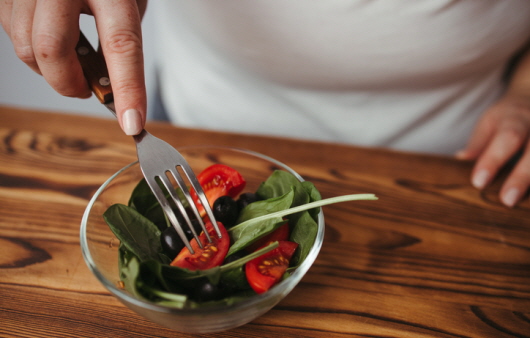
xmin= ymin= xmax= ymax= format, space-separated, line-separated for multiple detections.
xmin=80 ymin=146 xmax=325 ymax=333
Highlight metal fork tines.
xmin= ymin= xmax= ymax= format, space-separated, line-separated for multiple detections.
xmin=75 ymin=31 xmax=220 ymax=254
xmin=134 ymin=130 xmax=221 ymax=253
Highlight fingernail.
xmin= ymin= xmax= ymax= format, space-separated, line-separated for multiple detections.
xmin=122 ymin=109 xmax=143 ymax=135
xmin=472 ymin=169 xmax=489 ymax=189
xmin=501 ymin=188 xmax=519 ymax=208
xmin=455 ymin=150 xmax=466 ymax=159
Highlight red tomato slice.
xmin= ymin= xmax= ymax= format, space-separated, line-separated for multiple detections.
xmin=171 ymin=221 xmax=230 ymax=270
xmin=245 ymin=241 xmax=298 ymax=294
xmin=246 ymin=222 xmax=290 ymax=252
xmin=191 ymin=164 xmax=246 ymax=216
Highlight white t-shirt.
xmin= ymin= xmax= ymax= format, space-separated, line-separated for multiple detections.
xmin=153 ymin=1 xmax=530 ymax=154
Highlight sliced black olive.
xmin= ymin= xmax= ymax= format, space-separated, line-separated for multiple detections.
xmin=237 ymin=192 xmax=260 ymax=211
xmin=213 ymin=195 xmax=239 ymax=228
xmin=160 ymin=226 xmax=185 ymax=259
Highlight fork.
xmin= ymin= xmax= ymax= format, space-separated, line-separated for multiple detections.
xmin=76 ymin=32 xmax=220 ymax=254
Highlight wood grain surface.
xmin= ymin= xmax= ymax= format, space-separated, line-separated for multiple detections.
xmin=0 ymin=105 xmax=529 ymax=338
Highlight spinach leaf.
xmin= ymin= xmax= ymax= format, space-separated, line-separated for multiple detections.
xmin=257 ymin=171 xmax=311 ymax=219
xmin=106 ymin=165 xmax=376 ymax=309
xmin=186 ymin=290 xmax=255 ymax=308
xmin=139 ymin=259 xmax=184 ymax=293
xmin=139 ymin=284 xmax=188 ymax=308
xmin=135 ymin=260 xmax=188 ymax=305
xmin=301 ymin=181 xmax=322 ymax=220
xmin=256 ymin=170 xmax=320 ymax=234
xmin=237 ymin=188 xmax=294 ymax=223
xmin=162 ymin=264 xmax=224 ymax=285
xmin=289 ymin=211 xmax=318 ymax=267
xmin=129 ymin=260 xmax=250 ymax=309
xmin=253 ymin=170 xmax=321 ymax=262
xmin=219 ymin=266 xmax=249 ymax=291
xmin=228 ymin=190 xmax=294 ymax=255
xmin=160 ymin=242 xmax=278 ymax=284
xmin=256 ymin=170 xmax=302 ymax=199
xmin=128 ymin=178 xmax=155 ymax=211
xmin=128 ymin=178 xmax=188 ymax=230
xmin=118 ymin=245 xmax=141 ymax=297
xmin=103 ymin=203 xmax=164 ymax=262
xmin=128 ymin=179 xmax=166 ymax=226
xmin=119 ymin=243 xmax=278 ymax=308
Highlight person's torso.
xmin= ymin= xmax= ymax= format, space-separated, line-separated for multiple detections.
xmin=155 ymin=0 xmax=530 ymax=154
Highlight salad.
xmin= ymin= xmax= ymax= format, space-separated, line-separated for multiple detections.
xmin=103 ymin=164 xmax=377 ymax=308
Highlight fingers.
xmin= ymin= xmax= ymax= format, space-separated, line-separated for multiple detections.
xmin=455 ymin=113 xmax=495 ymax=161
xmin=4 ymin=0 xmax=92 ymax=96
xmin=499 ymin=146 xmax=530 ymax=207
xmin=32 ymin=0 xmax=91 ymax=98
xmin=461 ymin=101 xmax=530 ymax=207
xmin=10 ymin=0 xmax=40 ymax=74
xmin=90 ymin=0 xmax=146 ymax=135
xmin=2 ymin=0 xmax=146 ymax=134
xmin=0 ymin=0 xmax=14 ymax=35
xmin=1 ymin=0 xmax=42 ymax=74
xmin=470 ymin=116 xmax=527 ymax=189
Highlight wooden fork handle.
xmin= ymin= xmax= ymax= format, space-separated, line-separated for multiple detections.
xmin=76 ymin=31 xmax=114 ymax=105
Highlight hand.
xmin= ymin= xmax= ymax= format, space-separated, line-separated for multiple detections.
xmin=456 ymin=93 xmax=530 ymax=207
xmin=0 ymin=0 xmax=148 ymax=135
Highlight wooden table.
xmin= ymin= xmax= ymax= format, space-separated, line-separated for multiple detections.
xmin=1 ymin=105 xmax=529 ymax=338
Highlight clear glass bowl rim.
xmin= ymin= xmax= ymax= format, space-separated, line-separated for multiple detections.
xmin=79 ymin=146 xmax=325 ymax=315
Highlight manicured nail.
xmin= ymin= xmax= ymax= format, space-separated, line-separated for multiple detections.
xmin=122 ymin=109 xmax=143 ymax=135
xmin=455 ymin=150 xmax=467 ymax=159
xmin=472 ymin=169 xmax=489 ymax=189
xmin=501 ymin=188 xmax=519 ymax=208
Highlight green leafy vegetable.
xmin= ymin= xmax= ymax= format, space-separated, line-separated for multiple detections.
xmin=228 ymin=190 xmax=295 ymax=255
xmin=128 ymin=179 xmax=167 ymax=226
xmin=289 ymin=211 xmax=318 ymax=267
xmin=118 ymin=243 xmax=279 ymax=308
xmin=118 ymin=245 xmax=141 ymax=297
xmin=104 ymin=204 xmax=166 ymax=262
xmin=257 ymin=171 xmax=320 ymax=224
xmin=250 ymin=170 xmax=322 ymax=263
xmin=236 ymin=193 xmax=377 ymax=224
xmin=104 ymin=168 xmax=377 ymax=308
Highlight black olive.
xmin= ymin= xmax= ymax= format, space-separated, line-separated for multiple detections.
xmin=160 ymin=226 xmax=185 ymax=259
xmin=192 ymin=280 xmax=227 ymax=302
xmin=237 ymin=192 xmax=260 ymax=211
xmin=213 ymin=196 xmax=239 ymax=228
xmin=153 ymin=221 xmax=168 ymax=232
xmin=169 ymin=207 xmax=204 ymax=237
xmin=184 ymin=218 xmax=204 ymax=239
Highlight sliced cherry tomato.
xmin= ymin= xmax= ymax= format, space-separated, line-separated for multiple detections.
xmin=246 ymin=222 xmax=290 ymax=252
xmin=171 ymin=221 xmax=230 ymax=270
xmin=191 ymin=164 xmax=246 ymax=216
xmin=245 ymin=240 xmax=298 ymax=294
